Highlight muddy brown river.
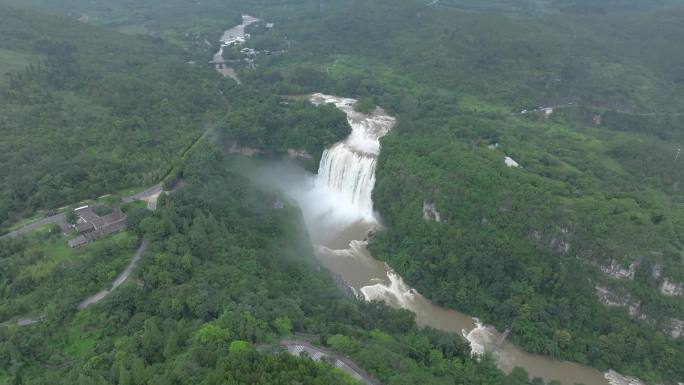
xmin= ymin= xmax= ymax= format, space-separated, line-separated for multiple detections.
xmin=258 ymin=93 xmax=644 ymax=385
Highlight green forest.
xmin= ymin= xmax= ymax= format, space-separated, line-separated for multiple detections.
xmin=1 ymin=143 xmax=514 ymax=385
xmin=238 ymin=2 xmax=684 ymax=382
xmin=0 ymin=5 xmax=349 ymax=230
xmin=1 ymin=0 xmax=683 ymax=384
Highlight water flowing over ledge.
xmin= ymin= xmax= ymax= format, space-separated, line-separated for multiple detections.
xmin=273 ymin=93 xmax=643 ymax=385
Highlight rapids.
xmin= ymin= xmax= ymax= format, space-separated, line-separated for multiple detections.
xmin=265 ymin=93 xmax=644 ymax=385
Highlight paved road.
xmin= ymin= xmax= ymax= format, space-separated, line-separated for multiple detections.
xmin=0 ymin=315 xmax=45 ymax=328
xmin=1 ymin=240 xmax=148 ymax=327
xmin=282 ymin=340 xmax=381 ymax=385
xmin=78 ymin=240 xmax=148 ymax=309
xmin=0 ymin=213 xmax=66 ymax=240
xmin=1 ymin=183 xmax=164 ymax=240
xmin=122 ymin=183 xmax=163 ymax=204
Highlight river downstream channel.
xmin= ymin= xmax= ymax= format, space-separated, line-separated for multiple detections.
xmin=250 ymin=93 xmax=645 ymax=385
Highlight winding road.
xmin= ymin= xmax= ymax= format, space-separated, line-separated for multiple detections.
xmin=0 ymin=213 xmax=66 ymax=240
xmin=122 ymin=183 xmax=163 ymax=210
xmin=0 ymin=182 xmax=171 ymax=327
xmin=77 ymin=240 xmax=148 ymax=310
xmin=0 ymin=240 xmax=148 ymax=327
xmin=282 ymin=340 xmax=381 ymax=385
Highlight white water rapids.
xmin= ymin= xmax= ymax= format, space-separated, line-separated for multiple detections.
xmin=261 ymin=93 xmax=648 ymax=385
xmin=311 ymin=93 xmax=394 ymax=221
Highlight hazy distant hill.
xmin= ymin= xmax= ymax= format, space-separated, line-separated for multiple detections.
xmin=0 ymin=5 xmax=231 ymax=226
xmin=437 ymin=0 xmax=683 ymax=14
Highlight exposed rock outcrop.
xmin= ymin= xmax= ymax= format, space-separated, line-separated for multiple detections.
xmin=600 ymin=260 xmax=637 ymax=280
xmin=659 ymin=278 xmax=684 ymax=297
xmin=287 ymin=148 xmax=313 ymax=159
xmin=595 ymin=286 xmax=640 ymax=316
xmin=332 ymin=273 xmax=358 ymax=299
xmin=549 ymin=237 xmax=571 ymax=254
xmin=529 ymin=229 xmax=570 ymax=254
xmin=596 ymin=286 xmax=683 ymax=338
xmin=504 ymin=156 xmax=520 ymax=167
xmin=604 ymin=370 xmax=645 ymax=385
xmin=422 ymin=201 xmax=442 ymax=222
xmin=669 ymin=319 xmax=684 ymax=339
xmin=652 ymin=264 xmax=663 ymax=279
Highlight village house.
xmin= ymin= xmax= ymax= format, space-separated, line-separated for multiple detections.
xmin=68 ymin=206 xmax=127 ymax=248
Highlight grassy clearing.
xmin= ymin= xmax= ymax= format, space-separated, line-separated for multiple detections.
xmin=0 ymin=48 xmax=36 ymax=83
xmin=23 ymin=231 xmax=134 ymax=280
xmin=1 ymin=230 xmax=139 ymax=320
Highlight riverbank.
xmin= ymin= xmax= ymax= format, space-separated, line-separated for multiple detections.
xmin=259 ymin=93 xmax=644 ymax=385
xmin=209 ymin=14 xmax=259 ymax=82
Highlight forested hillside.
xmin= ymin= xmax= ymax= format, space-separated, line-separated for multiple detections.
xmin=0 ymin=5 xmax=232 ymax=228
xmin=1 ymin=0 xmax=683 ymax=384
xmin=437 ymin=0 xmax=683 ymax=14
xmin=0 ymin=5 xmax=350 ymax=230
xmin=236 ymin=1 xmax=684 ymax=382
xmin=0 ymin=143 xmax=512 ymax=385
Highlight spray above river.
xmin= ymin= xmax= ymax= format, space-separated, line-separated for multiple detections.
xmin=263 ymin=93 xmax=643 ymax=385
xmin=311 ymin=94 xmax=394 ymax=221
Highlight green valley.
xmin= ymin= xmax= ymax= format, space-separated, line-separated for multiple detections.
xmin=1 ymin=0 xmax=683 ymax=384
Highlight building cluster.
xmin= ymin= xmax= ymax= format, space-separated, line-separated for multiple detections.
xmin=66 ymin=206 xmax=127 ymax=248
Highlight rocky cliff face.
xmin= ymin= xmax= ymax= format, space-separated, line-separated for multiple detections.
xmin=669 ymin=319 xmax=684 ymax=339
xmin=596 ymin=286 xmax=683 ymax=339
xmin=422 ymin=201 xmax=442 ymax=222
xmin=287 ymin=148 xmax=313 ymax=159
xmin=659 ymin=278 xmax=684 ymax=297
xmin=600 ymin=260 xmax=637 ymax=280
xmin=529 ymin=228 xmax=571 ymax=254
xmin=595 ymin=286 xmax=641 ymax=317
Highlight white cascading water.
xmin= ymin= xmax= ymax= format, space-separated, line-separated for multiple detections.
xmin=308 ymin=93 xmax=501 ymax=360
xmin=316 ymin=145 xmax=378 ymax=217
xmin=603 ymin=371 xmax=648 ymax=385
xmin=461 ymin=319 xmax=498 ymax=356
xmin=284 ymin=93 xmax=634 ymax=385
xmin=360 ymin=270 xmax=419 ymax=307
xmin=310 ymin=93 xmax=395 ymax=221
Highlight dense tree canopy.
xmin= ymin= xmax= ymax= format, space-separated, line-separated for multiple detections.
xmin=0 ymin=144 xmax=514 ymax=385
xmin=1 ymin=0 xmax=683 ymax=383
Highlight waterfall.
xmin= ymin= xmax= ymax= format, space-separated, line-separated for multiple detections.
xmin=310 ymin=93 xmax=395 ymax=221
xmin=316 ymin=144 xmax=377 ymax=217
xmin=264 ymin=93 xmax=627 ymax=385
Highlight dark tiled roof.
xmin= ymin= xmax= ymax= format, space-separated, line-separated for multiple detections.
xmin=102 ymin=218 xmax=126 ymax=235
xmin=92 ymin=208 xmax=125 ymax=230
xmin=75 ymin=207 xmax=98 ymax=222
xmin=76 ymin=222 xmax=94 ymax=233
xmin=72 ymin=207 xmax=127 ymax=246
xmin=68 ymin=235 xmax=88 ymax=248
